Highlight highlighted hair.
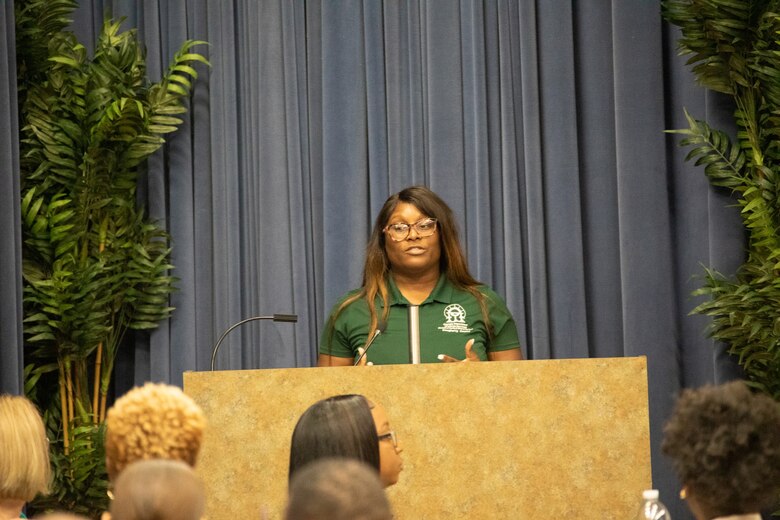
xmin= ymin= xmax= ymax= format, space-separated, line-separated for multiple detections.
xmin=0 ymin=394 xmax=51 ymax=501
xmin=104 ymin=383 xmax=206 ymax=481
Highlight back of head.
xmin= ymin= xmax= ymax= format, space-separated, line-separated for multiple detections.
xmin=33 ymin=512 xmax=91 ymax=520
xmin=289 ymin=395 xmax=379 ymax=482
xmin=285 ymin=458 xmax=392 ymax=520
xmin=109 ymin=460 xmax=204 ymax=520
xmin=104 ymin=383 xmax=206 ymax=481
xmin=662 ymin=380 xmax=780 ymax=516
xmin=0 ymin=394 xmax=51 ymax=501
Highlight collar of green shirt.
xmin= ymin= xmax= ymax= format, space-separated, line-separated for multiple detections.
xmin=386 ymin=273 xmax=453 ymax=306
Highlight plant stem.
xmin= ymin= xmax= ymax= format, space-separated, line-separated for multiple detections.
xmin=74 ymin=361 xmax=81 ymax=409
xmin=99 ymin=390 xmax=107 ymax=423
xmin=58 ymin=360 xmax=69 ymax=454
xmin=65 ymin=357 xmax=74 ymax=429
xmin=92 ymin=343 xmax=102 ymax=424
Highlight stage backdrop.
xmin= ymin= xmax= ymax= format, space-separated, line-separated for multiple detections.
xmin=185 ymin=357 xmax=651 ymax=519
xmin=0 ymin=2 xmax=745 ymax=518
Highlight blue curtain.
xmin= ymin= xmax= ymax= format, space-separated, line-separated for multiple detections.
xmin=0 ymin=1 xmax=746 ymax=518
xmin=0 ymin=0 xmax=23 ymax=395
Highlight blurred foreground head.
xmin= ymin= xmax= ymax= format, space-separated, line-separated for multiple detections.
xmin=109 ymin=460 xmax=205 ymax=520
xmin=286 ymin=458 xmax=393 ymax=520
xmin=0 ymin=394 xmax=51 ymax=502
xmin=104 ymin=383 xmax=206 ymax=481
xmin=33 ymin=512 xmax=90 ymax=520
xmin=662 ymin=380 xmax=780 ymax=519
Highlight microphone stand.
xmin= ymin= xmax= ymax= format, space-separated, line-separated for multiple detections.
xmin=210 ymin=314 xmax=297 ymax=371
xmin=353 ymin=320 xmax=387 ymax=366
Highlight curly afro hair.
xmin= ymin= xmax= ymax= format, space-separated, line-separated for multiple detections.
xmin=662 ymin=381 xmax=780 ymax=516
xmin=104 ymin=383 xmax=206 ymax=481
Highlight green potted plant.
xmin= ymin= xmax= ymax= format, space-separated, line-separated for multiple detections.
xmin=15 ymin=0 xmax=208 ymax=515
xmin=662 ymin=0 xmax=780 ymax=399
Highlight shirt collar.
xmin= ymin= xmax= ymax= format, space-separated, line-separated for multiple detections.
xmin=387 ymin=273 xmax=452 ymax=305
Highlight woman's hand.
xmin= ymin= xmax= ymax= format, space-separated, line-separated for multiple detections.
xmin=437 ymin=338 xmax=480 ymax=362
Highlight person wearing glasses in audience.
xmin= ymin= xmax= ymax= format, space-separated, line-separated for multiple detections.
xmin=289 ymin=395 xmax=403 ymax=488
xmin=318 ymin=185 xmax=523 ymax=366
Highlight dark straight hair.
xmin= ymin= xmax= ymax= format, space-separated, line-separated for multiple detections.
xmin=288 ymin=394 xmax=380 ymax=483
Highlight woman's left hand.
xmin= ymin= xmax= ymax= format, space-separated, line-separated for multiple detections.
xmin=437 ymin=338 xmax=480 ymax=363
xmin=355 ymin=348 xmax=374 ymax=366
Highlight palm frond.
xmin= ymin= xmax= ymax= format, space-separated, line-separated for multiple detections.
xmin=18 ymin=9 xmax=208 ymax=517
xmin=662 ymin=0 xmax=760 ymax=94
xmin=667 ymin=108 xmax=748 ymax=188
xmin=664 ymin=0 xmax=780 ymax=401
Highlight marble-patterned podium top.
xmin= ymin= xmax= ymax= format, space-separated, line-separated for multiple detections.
xmin=184 ymin=356 xmax=650 ymax=519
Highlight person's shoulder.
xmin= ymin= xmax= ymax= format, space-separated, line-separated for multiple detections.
xmin=476 ymin=284 xmax=505 ymax=301
xmin=327 ymin=287 xmax=369 ymax=318
xmin=446 ymin=280 xmax=504 ymax=304
xmin=470 ymin=283 xmax=511 ymax=311
xmin=449 ymin=280 xmax=502 ymax=301
xmin=335 ymin=287 xmax=363 ymax=303
xmin=326 ymin=286 xmax=363 ymax=307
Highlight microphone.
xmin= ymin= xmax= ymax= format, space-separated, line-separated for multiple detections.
xmin=210 ymin=314 xmax=298 ymax=371
xmin=353 ymin=320 xmax=387 ymax=366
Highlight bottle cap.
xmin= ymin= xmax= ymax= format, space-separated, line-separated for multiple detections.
xmin=643 ymin=489 xmax=660 ymax=500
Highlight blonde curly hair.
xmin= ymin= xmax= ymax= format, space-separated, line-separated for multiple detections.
xmin=104 ymin=383 xmax=206 ymax=481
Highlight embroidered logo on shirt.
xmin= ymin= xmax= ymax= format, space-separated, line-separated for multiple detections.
xmin=438 ymin=303 xmax=473 ymax=333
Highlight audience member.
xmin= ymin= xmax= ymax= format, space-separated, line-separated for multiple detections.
xmin=285 ymin=458 xmax=393 ymax=520
xmin=289 ymin=394 xmax=403 ymax=487
xmin=108 ymin=460 xmax=204 ymax=520
xmin=33 ymin=512 xmax=90 ymax=520
xmin=662 ymin=380 xmax=780 ymax=520
xmin=104 ymin=383 xmax=206 ymax=482
xmin=0 ymin=395 xmax=51 ymax=520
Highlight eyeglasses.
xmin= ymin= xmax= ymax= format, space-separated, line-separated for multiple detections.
xmin=377 ymin=430 xmax=398 ymax=448
xmin=383 ymin=218 xmax=438 ymax=242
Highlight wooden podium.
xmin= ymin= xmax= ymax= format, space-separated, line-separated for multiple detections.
xmin=184 ymin=357 xmax=651 ymax=519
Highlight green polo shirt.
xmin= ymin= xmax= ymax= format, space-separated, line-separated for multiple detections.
xmin=320 ymin=274 xmax=520 ymax=364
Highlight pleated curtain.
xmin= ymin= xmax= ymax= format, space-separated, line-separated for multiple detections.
xmin=0 ymin=2 xmax=746 ymax=518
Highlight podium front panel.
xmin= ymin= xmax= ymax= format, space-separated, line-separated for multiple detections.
xmin=184 ymin=357 xmax=650 ymax=519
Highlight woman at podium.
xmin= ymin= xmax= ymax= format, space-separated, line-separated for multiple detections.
xmin=318 ymin=186 xmax=522 ymax=366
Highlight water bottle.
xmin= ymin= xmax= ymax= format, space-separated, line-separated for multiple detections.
xmin=634 ymin=489 xmax=671 ymax=520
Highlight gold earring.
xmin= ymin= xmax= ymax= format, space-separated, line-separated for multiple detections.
xmin=679 ymin=487 xmax=688 ymax=500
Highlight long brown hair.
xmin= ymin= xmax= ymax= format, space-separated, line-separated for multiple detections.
xmin=326 ymin=186 xmax=491 ymax=352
